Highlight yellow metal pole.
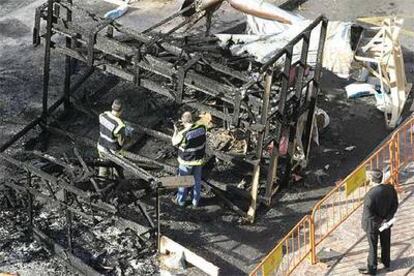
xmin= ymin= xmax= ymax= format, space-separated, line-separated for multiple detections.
xmin=310 ymin=215 xmax=317 ymax=264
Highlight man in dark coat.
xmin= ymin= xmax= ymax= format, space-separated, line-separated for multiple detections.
xmin=359 ymin=169 xmax=399 ymax=275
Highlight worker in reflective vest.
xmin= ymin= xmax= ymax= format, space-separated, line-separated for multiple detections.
xmin=97 ymin=98 xmax=126 ymax=178
xmin=172 ymin=111 xmax=206 ymax=207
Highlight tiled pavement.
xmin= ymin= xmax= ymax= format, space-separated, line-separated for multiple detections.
xmin=294 ymin=180 xmax=414 ymax=275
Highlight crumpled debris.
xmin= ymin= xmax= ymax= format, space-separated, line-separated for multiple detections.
xmin=345 ymin=146 xmax=356 ymax=151
xmin=197 ymin=112 xmax=213 ymax=129
xmin=215 ymin=2 xmax=353 ymax=78
xmin=104 ymin=0 xmax=129 ymax=20
xmin=345 ymin=83 xmax=377 ymax=99
xmin=159 ymin=251 xmax=186 ymax=271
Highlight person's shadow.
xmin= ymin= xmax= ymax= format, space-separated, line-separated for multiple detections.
xmin=384 ymin=255 xmax=414 ymax=274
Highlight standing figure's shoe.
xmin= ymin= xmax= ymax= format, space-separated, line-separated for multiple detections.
xmin=172 ymin=197 xmax=185 ymax=207
xmin=192 ymin=198 xmax=199 ymax=207
xmin=358 ymin=268 xmax=376 ymax=275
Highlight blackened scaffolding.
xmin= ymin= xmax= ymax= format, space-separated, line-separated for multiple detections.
xmin=1 ymin=0 xmax=327 ymax=273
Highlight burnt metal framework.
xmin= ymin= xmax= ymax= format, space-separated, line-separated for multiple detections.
xmin=0 ymin=3 xmax=328 ymax=272
xmin=0 ymin=150 xmax=155 ymax=275
xmin=3 ymin=0 xmax=328 ymax=218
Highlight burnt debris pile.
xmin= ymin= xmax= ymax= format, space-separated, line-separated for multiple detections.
xmin=1 ymin=150 xmax=158 ymax=275
xmin=1 ymin=0 xmax=328 ymax=273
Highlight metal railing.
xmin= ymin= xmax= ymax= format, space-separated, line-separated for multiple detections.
xmin=249 ymin=216 xmax=312 ymax=276
xmin=310 ymin=140 xmax=394 ymax=263
xmin=250 ymin=115 xmax=414 ymax=275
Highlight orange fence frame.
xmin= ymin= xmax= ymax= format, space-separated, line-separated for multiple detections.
xmin=249 ymin=215 xmax=312 ymax=276
xmin=250 ymin=115 xmax=414 ymax=275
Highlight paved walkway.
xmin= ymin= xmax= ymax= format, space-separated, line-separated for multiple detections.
xmin=295 ymin=174 xmax=414 ymax=275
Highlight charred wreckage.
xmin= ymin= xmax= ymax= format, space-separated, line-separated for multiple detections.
xmin=0 ymin=0 xmax=327 ymax=274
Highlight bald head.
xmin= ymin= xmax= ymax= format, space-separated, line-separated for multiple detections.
xmin=181 ymin=111 xmax=193 ymax=124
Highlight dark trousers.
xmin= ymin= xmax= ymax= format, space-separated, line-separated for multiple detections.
xmin=367 ymin=228 xmax=391 ymax=271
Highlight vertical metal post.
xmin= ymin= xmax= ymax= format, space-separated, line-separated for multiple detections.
xmin=247 ymin=69 xmax=273 ymax=222
xmin=27 ymin=172 xmax=33 ymax=235
xmin=205 ymin=11 xmax=212 ymax=37
xmin=64 ymin=189 xmax=73 ymax=253
xmin=265 ymin=48 xmax=293 ymax=204
xmin=310 ymin=215 xmax=317 ymax=264
xmin=156 ymin=187 xmax=161 ymax=252
xmin=42 ymin=0 xmax=54 ymax=118
xmin=303 ymin=20 xmax=328 ymax=159
xmin=282 ymin=34 xmax=311 ymax=187
xmin=63 ymin=0 xmax=73 ymax=112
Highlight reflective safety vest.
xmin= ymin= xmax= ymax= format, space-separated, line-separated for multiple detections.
xmin=98 ymin=111 xmax=125 ymax=151
xmin=178 ymin=124 xmax=206 ymax=166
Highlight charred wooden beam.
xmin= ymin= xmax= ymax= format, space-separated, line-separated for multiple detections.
xmin=31 ymin=150 xmax=77 ymax=175
xmin=5 ymin=181 xmax=92 ymax=219
xmin=123 ymin=151 xmax=176 ymax=174
xmin=1 ymin=153 xmax=116 ymax=214
xmin=73 ymin=147 xmax=104 ymax=195
xmin=33 ymin=227 xmax=103 ymax=276
xmin=143 ymin=1 xmax=197 ymax=33
xmin=247 ymin=69 xmax=273 ymax=223
xmin=100 ymin=151 xmax=157 ymax=183
xmin=50 ymin=20 xmax=262 ymax=111
xmin=116 ymin=217 xmax=152 ymax=238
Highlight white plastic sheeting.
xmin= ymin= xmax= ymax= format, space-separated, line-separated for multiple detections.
xmin=323 ymin=21 xmax=354 ymax=78
xmin=215 ymin=1 xmax=353 ymax=78
xmin=103 ymin=0 xmax=129 ymax=20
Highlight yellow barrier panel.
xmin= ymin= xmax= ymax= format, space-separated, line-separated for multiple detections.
xmin=249 ymin=216 xmax=311 ymax=276
xmin=263 ymin=244 xmax=283 ymax=275
xmin=345 ymin=166 xmax=367 ymax=197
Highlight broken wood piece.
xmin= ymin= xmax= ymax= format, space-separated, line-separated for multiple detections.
xmin=31 ymin=150 xmax=76 ymax=174
xmin=100 ymin=151 xmax=156 ymax=183
xmin=125 ymin=120 xmax=171 ymax=143
xmin=73 ymin=147 xmax=104 ymax=195
xmin=123 ymin=151 xmax=176 ymax=174
xmin=159 ymin=176 xmax=194 ymax=188
xmin=116 ymin=217 xmax=151 ymax=238
xmin=354 ymin=17 xmax=412 ymax=128
xmin=160 ymin=235 xmax=220 ymax=276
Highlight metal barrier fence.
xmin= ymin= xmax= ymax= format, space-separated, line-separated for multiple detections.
xmin=250 ymin=115 xmax=414 ymax=275
xmin=394 ymin=118 xmax=414 ymax=184
xmin=310 ymin=140 xmax=394 ymax=263
xmin=249 ymin=216 xmax=312 ymax=276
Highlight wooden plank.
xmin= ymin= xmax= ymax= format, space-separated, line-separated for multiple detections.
xmin=101 ymin=151 xmax=156 ymax=182
xmin=160 ymin=236 xmax=220 ymax=276
xmin=357 ymin=16 xmax=414 ymax=38
xmin=123 ymin=151 xmax=176 ymax=174
xmin=159 ymin=176 xmax=194 ymax=188
xmin=247 ymin=69 xmax=273 ymax=222
xmin=116 ymin=217 xmax=150 ymax=238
